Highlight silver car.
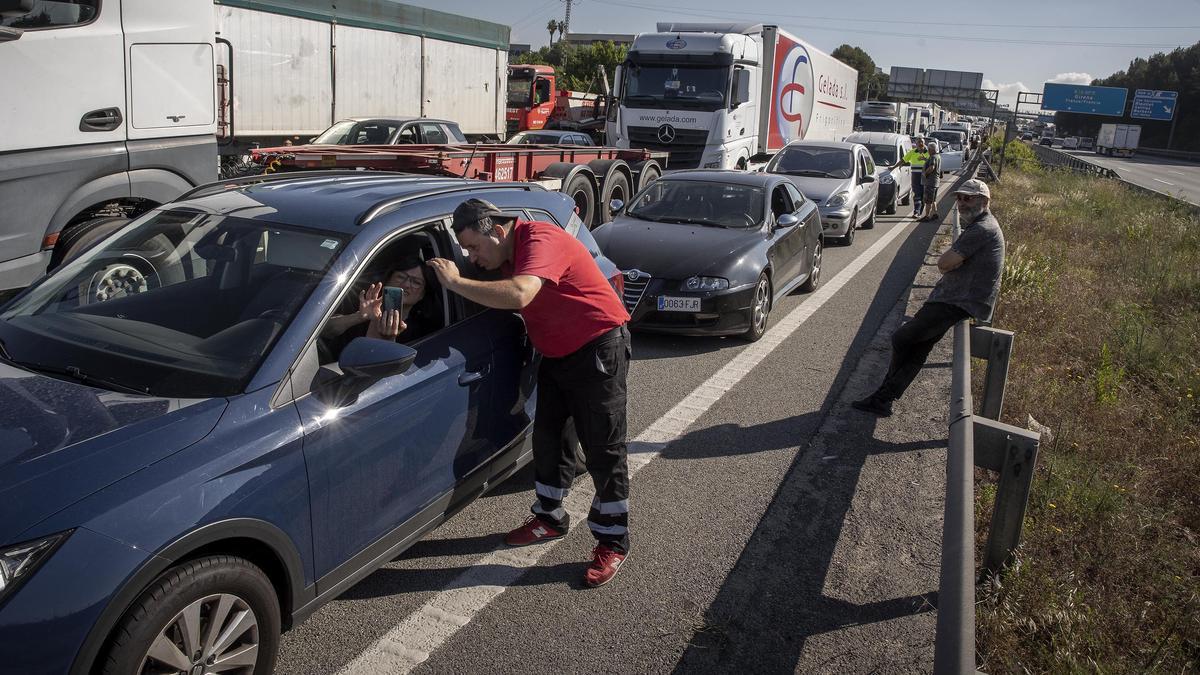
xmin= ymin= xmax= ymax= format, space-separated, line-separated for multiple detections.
xmin=765 ymin=141 xmax=880 ymax=246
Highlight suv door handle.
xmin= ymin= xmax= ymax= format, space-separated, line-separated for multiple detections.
xmin=80 ymin=108 xmax=123 ymax=132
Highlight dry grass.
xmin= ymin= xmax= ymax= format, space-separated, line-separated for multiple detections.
xmin=973 ymin=164 xmax=1200 ymax=672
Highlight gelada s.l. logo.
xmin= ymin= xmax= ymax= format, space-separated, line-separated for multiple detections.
xmin=666 ymin=37 xmax=687 ymax=49
xmin=770 ymin=37 xmax=815 ymax=145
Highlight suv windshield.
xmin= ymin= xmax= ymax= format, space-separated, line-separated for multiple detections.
xmin=767 ymin=146 xmax=854 ymax=179
xmin=0 ymin=211 xmax=345 ymax=398
xmin=627 ymin=180 xmax=763 ymax=228
xmin=622 ymin=63 xmax=729 ymax=111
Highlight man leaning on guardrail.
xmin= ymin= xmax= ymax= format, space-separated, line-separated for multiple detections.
xmin=852 ymin=179 xmax=1006 ymax=417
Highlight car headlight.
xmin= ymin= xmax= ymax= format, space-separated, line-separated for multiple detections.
xmin=827 ymin=191 xmax=851 ymax=208
xmin=879 ymin=172 xmax=894 ymax=184
xmin=682 ymin=276 xmax=730 ymax=291
xmin=0 ymin=531 xmax=71 ymax=601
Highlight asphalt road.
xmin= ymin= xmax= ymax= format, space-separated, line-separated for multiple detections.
xmin=1064 ymin=149 xmax=1200 ymax=205
xmin=271 ymin=192 xmax=952 ymax=674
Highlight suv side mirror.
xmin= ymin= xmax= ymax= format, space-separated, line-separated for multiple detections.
xmin=0 ymin=26 xmax=22 ymax=42
xmin=318 ymin=337 xmax=417 ymax=407
xmin=861 ymin=174 xmax=876 ymax=184
xmin=609 ymin=199 xmax=624 ymax=216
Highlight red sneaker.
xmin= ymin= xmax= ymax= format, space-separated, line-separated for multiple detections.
xmin=504 ymin=516 xmax=565 ymax=547
xmin=584 ymin=544 xmax=627 ymax=587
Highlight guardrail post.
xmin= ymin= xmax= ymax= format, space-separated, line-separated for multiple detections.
xmin=973 ymin=419 xmax=1041 ymax=575
xmin=969 ymin=326 xmax=1013 ymax=420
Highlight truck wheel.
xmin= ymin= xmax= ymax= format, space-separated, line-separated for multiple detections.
xmin=100 ymin=555 xmax=280 ymax=675
xmin=563 ymin=173 xmax=597 ymax=229
xmin=631 ymin=161 xmax=662 ymax=192
xmin=598 ymin=171 xmax=631 ymax=224
xmin=50 ymin=216 xmax=131 ymax=270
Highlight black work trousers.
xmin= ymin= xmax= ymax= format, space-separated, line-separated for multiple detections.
xmin=875 ymin=301 xmax=969 ymax=401
xmin=531 ymin=325 xmax=631 ymax=553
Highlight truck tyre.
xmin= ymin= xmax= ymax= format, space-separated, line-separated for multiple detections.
xmin=598 ymin=171 xmax=631 ymax=224
xmin=50 ymin=216 xmax=132 ymax=270
xmin=631 ymin=160 xmax=662 ymax=192
xmin=562 ymin=173 xmax=597 ymax=229
xmin=100 ymin=555 xmax=280 ymax=675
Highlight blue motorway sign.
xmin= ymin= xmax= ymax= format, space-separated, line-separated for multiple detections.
xmin=1131 ymin=89 xmax=1178 ymax=121
xmin=1041 ymin=82 xmax=1128 ymax=116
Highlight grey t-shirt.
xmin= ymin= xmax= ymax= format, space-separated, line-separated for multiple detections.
xmin=928 ymin=210 xmax=1005 ymax=321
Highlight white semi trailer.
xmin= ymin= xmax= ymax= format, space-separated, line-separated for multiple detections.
xmin=606 ymin=23 xmax=857 ymax=170
xmin=0 ymin=0 xmax=510 ymax=292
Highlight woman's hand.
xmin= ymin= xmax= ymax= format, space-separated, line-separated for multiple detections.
xmin=366 ymin=309 xmax=406 ymax=341
xmin=358 ymin=282 xmax=383 ymax=322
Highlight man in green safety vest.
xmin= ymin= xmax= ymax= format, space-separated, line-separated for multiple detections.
xmin=892 ymin=138 xmax=930 ymax=217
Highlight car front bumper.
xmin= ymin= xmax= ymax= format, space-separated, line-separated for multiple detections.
xmin=817 ymin=205 xmax=853 ymax=236
xmin=626 ymin=279 xmax=758 ymax=336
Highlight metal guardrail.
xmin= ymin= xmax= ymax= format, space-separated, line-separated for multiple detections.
xmin=933 ymin=178 xmax=1042 ymax=675
xmin=1026 ymin=142 xmax=1120 ymax=178
xmin=1137 ymin=146 xmax=1200 ymax=163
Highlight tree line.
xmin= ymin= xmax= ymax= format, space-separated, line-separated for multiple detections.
xmin=512 ymin=41 xmax=628 ymax=93
xmin=1056 ymin=41 xmax=1200 ymax=151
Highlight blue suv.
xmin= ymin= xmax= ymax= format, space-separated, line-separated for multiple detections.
xmin=0 ymin=172 xmax=620 ymax=674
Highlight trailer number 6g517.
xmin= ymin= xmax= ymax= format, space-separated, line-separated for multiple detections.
xmin=495 ymin=167 xmax=513 ymax=181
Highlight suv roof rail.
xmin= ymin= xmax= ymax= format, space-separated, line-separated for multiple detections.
xmin=177 ymin=170 xmax=415 ymax=201
xmin=358 ymin=183 xmax=542 ymax=226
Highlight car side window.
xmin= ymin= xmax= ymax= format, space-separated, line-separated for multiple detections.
xmin=418 ymin=123 xmax=449 ymax=145
xmin=313 ymin=220 xmax=452 ymax=367
xmin=770 ymin=185 xmax=794 ymax=219
xmin=446 ymin=124 xmax=468 ymax=143
xmin=2 ymin=0 xmax=98 ymax=29
xmin=783 ymin=183 xmax=806 ymax=209
xmin=395 ymin=125 xmax=418 ymax=144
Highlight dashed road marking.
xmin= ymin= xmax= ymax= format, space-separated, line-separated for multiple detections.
xmin=1154 ymin=178 xmax=1175 ymax=186
xmin=337 ymin=212 xmax=923 ymax=674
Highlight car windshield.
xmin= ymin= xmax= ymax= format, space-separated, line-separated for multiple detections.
xmin=627 ymin=179 xmax=763 ymax=228
xmin=857 ymin=118 xmax=898 ymax=133
xmin=0 ymin=210 xmax=345 ymax=398
xmin=767 ymin=146 xmax=853 ymax=179
xmin=507 ymin=77 xmax=533 ymax=106
xmin=865 ymin=143 xmax=897 ymax=165
xmin=929 ymin=132 xmax=963 ymax=149
xmin=313 ymin=120 xmax=399 ymax=145
xmin=622 ymin=63 xmax=729 ymax=111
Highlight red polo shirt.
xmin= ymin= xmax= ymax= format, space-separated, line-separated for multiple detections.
xmin=504 ymin=219 xmax=629 ymax=358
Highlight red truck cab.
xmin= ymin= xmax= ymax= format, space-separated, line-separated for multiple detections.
xmin=507 ymin=64 xmax=557 ymax=135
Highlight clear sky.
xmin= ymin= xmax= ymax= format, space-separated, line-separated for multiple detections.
xmin=405 ymin=0 xmax=1199 ymax=109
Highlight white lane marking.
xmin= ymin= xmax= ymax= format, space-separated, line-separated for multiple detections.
xmin=1168 ymin=170 xmax=1185 ymax=176
xmin=1154 ymin=178 xmax=1175 ymax=186
xmin=337 ymin=214 xmax=922 ymax=675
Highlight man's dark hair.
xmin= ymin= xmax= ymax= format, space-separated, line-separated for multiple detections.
xmin=451 ymin=198 xmax=514 ymax=236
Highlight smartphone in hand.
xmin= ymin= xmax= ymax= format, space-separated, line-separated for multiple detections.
xmin=382 ymin=286 xmax=405 ymax=315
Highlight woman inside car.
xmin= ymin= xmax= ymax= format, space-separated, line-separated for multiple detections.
xmin=322 ymin=254 xmax=441 ymax=355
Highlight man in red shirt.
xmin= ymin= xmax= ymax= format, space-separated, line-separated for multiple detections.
xmin=427 ymin=198 xmax=632 ymax=587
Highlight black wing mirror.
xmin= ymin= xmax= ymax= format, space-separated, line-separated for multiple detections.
xmin=861 ymin=174 xmax=877 ymax=183
xmin=609 ymin=199 xmax=625 ymax=216
xmin=0 ymin=26 xmax=22 ymax=43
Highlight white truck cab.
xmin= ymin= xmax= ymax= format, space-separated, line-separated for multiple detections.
xmin=608 ymin=23 xmax=855 ymax=172
xmin=0 ymin=0 xmax=218 ymax=291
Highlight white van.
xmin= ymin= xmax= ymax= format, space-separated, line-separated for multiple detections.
xmin=845 ymin=131 xmax=912 ymax=215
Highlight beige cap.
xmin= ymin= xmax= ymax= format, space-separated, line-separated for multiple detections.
xmin=953 ymin=178 xmax=991 ymax=199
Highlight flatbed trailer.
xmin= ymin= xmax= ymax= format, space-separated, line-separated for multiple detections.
xmin=252 ymin=144 xmax=666 ymax=228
